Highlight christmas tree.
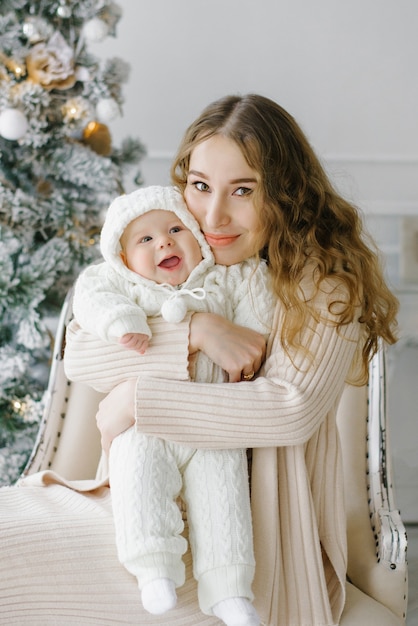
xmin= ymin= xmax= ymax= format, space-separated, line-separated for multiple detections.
xmin=0 ymin=0 xmax=145 ymax=486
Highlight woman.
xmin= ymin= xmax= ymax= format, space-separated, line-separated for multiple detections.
xmin=93 ymin=94 xmax=398 ymax=625
xmin=1 ymin=94 xmax=398 ymax=626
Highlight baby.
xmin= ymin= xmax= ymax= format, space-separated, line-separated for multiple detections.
xmin=71 ymin=185 xmax=274 ymax=626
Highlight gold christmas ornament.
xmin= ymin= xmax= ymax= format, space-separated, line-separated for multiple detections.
xmin=82 ymin=121 xmax=112 ymax=156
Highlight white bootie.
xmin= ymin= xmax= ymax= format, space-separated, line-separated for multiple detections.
xmin=141 ymin=577 xmax=177 ymax=615
xmin=212 ymin=597 xmax=260 ymax=626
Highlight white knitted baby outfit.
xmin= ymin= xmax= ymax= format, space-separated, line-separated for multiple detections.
xmin=73 ymin=186 xmax=271 ymax=625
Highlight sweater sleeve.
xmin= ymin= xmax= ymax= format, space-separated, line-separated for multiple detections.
xmin=135 ymin=283 xmax=362 ymax=449
xmin=63 ymin=315 xmax=191 ymax=393
xmin=73 ymin=263 xmax=151 ymax=342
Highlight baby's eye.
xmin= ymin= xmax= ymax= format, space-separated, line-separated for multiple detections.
xmin=139 ymin=235 xmax=152 ymax=243
xmin=193 ymin=181 xmax=210 ymax=192
xmin=169 ymin=226 xmax=181 ymax=234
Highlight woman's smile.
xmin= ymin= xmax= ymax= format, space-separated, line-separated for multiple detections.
xmin=204 ymin=233 xmax=241 ymax=248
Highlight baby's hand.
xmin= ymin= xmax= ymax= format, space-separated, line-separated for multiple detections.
xmin=119 ymin=333 xmax=149 ymax=354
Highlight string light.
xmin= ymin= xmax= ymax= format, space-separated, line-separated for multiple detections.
xmin=0 ymin=52 xmax=26 ymax=79
xmin=12 ymin=399 xmax=27 ymax=415
xmin=13 ymin=63 xmax=25 ymax=78
xmin=61 ymin=97 xmax=90 ymax=124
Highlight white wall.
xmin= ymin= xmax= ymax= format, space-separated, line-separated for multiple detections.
xmin=91 ymin=0 xmax=418 ymax=280
xmin=93 ymin=0 xmax=418 ymax=519
xmin=99 ymin=0 xmax=417 ymax=155
xmin=89 ymin=2 xmax=418 ymax=283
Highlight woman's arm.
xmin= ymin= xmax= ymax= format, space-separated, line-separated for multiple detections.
xmin=64 ymin=314 xmax=191 ymax=393
xmin=93 ymin=312 xmax=267 ymax=451
xmin=134 ymin=290 xmax=362 ymax=450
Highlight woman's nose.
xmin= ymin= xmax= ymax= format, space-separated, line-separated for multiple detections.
xmin=205 ymin=194 xmax=230 ymax=228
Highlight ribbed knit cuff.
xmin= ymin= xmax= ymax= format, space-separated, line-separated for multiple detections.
xmin=64 ymin=313 xmax=191 ymax=393
xmin=197 ymin=563 xmax=255 ymax=614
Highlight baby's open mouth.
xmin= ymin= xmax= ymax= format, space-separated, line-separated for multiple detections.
xmin=159 ymin=256 xmax=181 ymax=268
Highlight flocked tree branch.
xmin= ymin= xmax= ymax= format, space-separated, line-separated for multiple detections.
xmin=0 ymin=0 xmax=146 ymax=485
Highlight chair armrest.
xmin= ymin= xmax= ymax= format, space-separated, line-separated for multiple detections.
xmin=367 ymin=342 xmax=407 ymax=572
xmin=339 ymin=341 xmax=408 ymax=622
xmin=23 ymin=289 xmax=104 ymax=480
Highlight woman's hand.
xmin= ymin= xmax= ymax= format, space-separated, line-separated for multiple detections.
xmin=96 ymin=379 xmax=136 ymax=453
xmin=189 ymin=312 xmax=266 ymax=382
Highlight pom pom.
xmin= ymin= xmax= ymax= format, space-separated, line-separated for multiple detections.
xmin=0 ymin=108 xmax=28 ymax=140
xmin=83 ymin=18 xmax=109 ymax=43
xmin=161 ymin=297 xmax=188 ymax=324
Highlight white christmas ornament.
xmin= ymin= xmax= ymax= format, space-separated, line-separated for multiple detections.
xmin=83 ymin=18 xmax=109 ymax=43
xmin=96 ymin=98 xmax=120 ymax=123
xmin=75 ymin=66 xmax=91 ymax=82
xmin=0 ymin=108 xmax=29 ymax=141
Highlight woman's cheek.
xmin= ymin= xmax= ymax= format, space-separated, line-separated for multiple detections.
xmin=184 ymin=189 xmax=201 ymax=222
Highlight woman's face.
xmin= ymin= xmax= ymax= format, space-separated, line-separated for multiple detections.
xmin=184 ymin=134 xmax=262 ymax=265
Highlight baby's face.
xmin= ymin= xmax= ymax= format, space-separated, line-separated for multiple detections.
xmin=120 ymin=209 xmax=203 ymax=286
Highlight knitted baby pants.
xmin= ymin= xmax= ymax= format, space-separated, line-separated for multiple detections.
xmin=109 ymin=426 xmax=255 ymax=614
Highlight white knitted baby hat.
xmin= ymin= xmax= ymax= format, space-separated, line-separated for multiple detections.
xmin=100 ymin=185 xmax=212 ymax=265
xmin=99 ymin=185 xmax=214 ymax=324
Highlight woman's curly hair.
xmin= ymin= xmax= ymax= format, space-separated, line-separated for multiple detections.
xmin=171 ymin=94 xmax=398 ymax=382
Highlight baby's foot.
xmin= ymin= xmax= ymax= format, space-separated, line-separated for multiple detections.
xmin=212 ymin=596 xmax=260 ymax=626
xmin=141 ymin=577 xmax=177 ymax=615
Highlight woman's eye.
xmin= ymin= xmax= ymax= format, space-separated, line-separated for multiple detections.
xmin=193 ymin=181 xmax=209 ymax=192
xmin=234 ymin=186 xmax=252 ymax=197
